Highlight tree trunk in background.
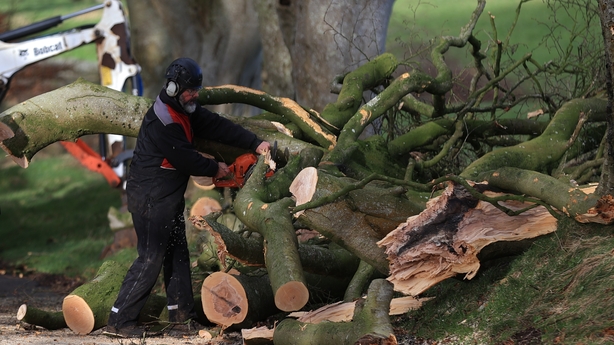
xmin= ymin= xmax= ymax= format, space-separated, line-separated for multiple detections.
xmin=255 ymin=0 xmax=295 ymax=99
xmin=282 ymin=0 xmax=394 ymax=112
xmin=126 ymin=0 xmax=393 ymax=116
xmin=597 ymin=0 xmax=614 ymax=196
xmin=126 ymin=0 xmax=262 ymax=115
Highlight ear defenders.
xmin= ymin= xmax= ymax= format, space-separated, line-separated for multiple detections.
xmin=165 ymin=64 xmax=182 ymax=97
xmin=165 ymin=80 xmax=179 ymax=97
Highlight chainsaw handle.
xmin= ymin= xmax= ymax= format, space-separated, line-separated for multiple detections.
xmin=215 ymin=162 xmax=231 ymax=179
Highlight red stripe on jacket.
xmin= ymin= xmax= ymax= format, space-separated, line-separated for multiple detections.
xmin=161 ymin=105 xmax=193 ymax=169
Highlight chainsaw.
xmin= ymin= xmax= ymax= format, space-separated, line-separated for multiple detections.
xmin=212 ymin=142 xmax=277 ymax=188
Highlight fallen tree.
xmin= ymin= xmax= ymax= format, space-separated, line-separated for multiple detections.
xmin=3 ymin=0 xmax=613 ymax=341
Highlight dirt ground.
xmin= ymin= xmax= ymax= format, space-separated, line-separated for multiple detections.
xmin=0 ymin=271 xmax=432 ymax=345
xmin=0 ymin=271 xmax=247 ymax=345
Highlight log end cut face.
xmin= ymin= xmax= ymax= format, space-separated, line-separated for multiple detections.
xmin=16 ymin=304 xmax=27 ymax=321
xmin=62 ymin=294 xmax=95 ymax=335
xmin=201 ymin=272 xmax=248 ymax=328
xmin=290 ymin=167 xmax=318 ymax=218
xmin=274 ymin=281 xmax=309 ymax=312
xmin=0 ymin=121 xmax=14 ymax=142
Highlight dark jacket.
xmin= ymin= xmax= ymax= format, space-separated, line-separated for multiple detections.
xmin=127 ymin=89 xmax=261 ymax=213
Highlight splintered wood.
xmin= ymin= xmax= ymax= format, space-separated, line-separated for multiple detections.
xmin=287 ymin=296 xmax=429 ymax=324
xmin=378 ymin=180 xmax=558 ymax=296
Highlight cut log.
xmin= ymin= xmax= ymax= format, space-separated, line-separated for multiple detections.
xmin=378 ymin=180 xmax=558 ymax=296
xmin=62 ymin=260 xmax=126 ymax=334
xmin=289 ymin=166 xmax=318 ymax=218
xmin=273 ymin=279 xmax=397 ymax=345
xmin=16 ymin=304 xmax=67 ymax=330
xmin=62 ymin=260 xmax=166 ymax=334
xmin=189 ymin=197 xmax=222 ymax=218
xmin=201 ymin=271 xmax=277 ymax=330
xmin=233 ymin=155 xmax=310 ymax=312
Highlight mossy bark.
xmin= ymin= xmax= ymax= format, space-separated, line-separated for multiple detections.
xmin=319 ymin=53 xmax=398 ymax=131
xmin=343 ymin=260 xmax=377 ymax=302
xmin=0 ymin=79 xmax=150 ymax=167
xmin=479 ymin=167 xmax=614 ymax=223
xmin=234 ymin=155 xmax=309 ymax=312
xmin=62 ymin=260 xmax=166 ymax=334
xmin=17 ymin=304 xmax=67 ymax=330
xmin=461 ymin=98 xmax=608 ymax=180
xmin=192 ymin=212 xmax=361 ymax=277
xmin=388 ymin=118 xmax=549 ymax=157
xmin=272 ymin=279 xmax=396 ymax=345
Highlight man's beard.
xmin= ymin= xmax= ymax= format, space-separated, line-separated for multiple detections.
xmin=180 ymin=98 xmax=197 ymax=113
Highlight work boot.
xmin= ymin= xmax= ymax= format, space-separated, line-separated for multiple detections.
xmin=103 ymin=325 xmax=162 ymax=338
xmin=164 ymin=319 xmax=206 ymax=337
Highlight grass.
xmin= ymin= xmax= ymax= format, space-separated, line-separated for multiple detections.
xmin=0 ymin=151 xmax=123 ymax=278
xmin=402 ymin=217 xmax=614 ymax=344
xmin=387 ymin=0 xmax=600 ymax=66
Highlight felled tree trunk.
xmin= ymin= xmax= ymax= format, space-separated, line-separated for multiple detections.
xmin=243 ymin=293 xmax=428 ymax=344
xmin=62 ymin=260 xmax=166 ymax=334
xmin=191 ymin=212 xmax=361 ymax=277
xmin=378 ymin=180 xmax=559 ymax=296
xmin=201 ymin=271 xmax=278 ymax=330
xmin=233 ymin=154 xmax=309 ymax=312
xmin=17 ymin=304 xmax=66 ymax=330
xmin=0 ymin=79 xmax=309 ymax=168
xmin=272 ymin=279 xmax=398 ymax=345
xmin=62 ymin=260 xmax=127 ymax=334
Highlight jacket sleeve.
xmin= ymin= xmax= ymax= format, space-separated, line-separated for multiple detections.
xmin=191 ymin=107 xmax=262 ymax=151
xmin=151 ymin=120 xmax=220 ymax=177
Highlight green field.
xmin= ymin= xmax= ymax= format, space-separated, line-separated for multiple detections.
xmin=387 ymin=0 xmax=600 ymax=68
xmin=0 ymin=152 xmax=123 ymax=278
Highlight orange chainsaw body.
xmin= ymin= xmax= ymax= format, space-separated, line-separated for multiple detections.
xmin=213 ymin=153 xmax=273 ymax=188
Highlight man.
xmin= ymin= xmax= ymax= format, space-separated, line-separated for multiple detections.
xmin=104 ymin=57 xmax=270 ymax=338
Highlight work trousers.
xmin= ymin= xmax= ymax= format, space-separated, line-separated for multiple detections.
xmin=108 ymin=175 xmax=194 ymax=329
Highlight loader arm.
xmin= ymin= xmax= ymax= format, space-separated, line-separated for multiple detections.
xmin=0 ymin=0 xmax=142 ymax=188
